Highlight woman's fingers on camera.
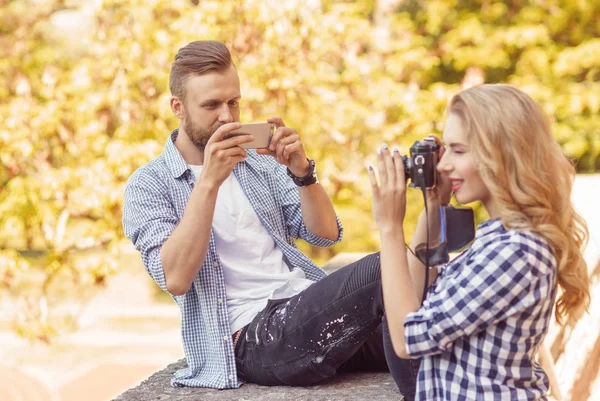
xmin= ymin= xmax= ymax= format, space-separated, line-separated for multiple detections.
xmin=428 ymin=134 xmax=445 ymax=158
xmin=428 ymin=133 xmax=442 ymax=145
xmin=380 ymin=144 xmax=396 ymax=182
xmin=367 ymin=164 xmax=379 ymax=191
xmin=392 ymin=146 xmax=405 ymax=185
xmin=377 ymin=146 xmax=388 ymax=185
xmin=372 ymin=144 xmax=407 ymax=192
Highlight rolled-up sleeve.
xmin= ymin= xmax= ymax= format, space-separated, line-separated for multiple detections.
xmin=404 ymin=241 xmax=551 ymax=357
xmin=122 ymin=170 xmax=178 ymax=294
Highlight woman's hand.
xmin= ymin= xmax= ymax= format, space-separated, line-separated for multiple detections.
xmin=368 ymin=144 xmax=407 ymax=233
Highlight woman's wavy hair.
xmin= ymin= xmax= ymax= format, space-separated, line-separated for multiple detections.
xmin=448 ymin=84 xmax=590 ymax=325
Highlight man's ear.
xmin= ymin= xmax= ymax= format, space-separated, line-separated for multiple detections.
xmin=170 ymin=96 xmax=185 ymax=120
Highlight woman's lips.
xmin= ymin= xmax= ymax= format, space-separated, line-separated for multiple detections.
xmin=450 ymin=180 xmax=463 ymax=192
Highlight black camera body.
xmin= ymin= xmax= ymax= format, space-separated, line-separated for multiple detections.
xmin=402 ymin=138 xmax=440 ymax=189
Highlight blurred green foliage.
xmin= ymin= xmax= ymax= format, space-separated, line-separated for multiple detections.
xmin=1 ymin=0 xmax=599 ymax=341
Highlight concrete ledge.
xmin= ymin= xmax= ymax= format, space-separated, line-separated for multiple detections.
xmin=113 ymin=359 xmax=402 ymax=401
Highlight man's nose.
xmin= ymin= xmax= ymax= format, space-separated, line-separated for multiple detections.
xmin=218 ymin=104 xmax=233 ymax=123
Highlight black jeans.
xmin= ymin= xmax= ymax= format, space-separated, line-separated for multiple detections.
xmin=234 ymin=252 xmax=420 ymax=400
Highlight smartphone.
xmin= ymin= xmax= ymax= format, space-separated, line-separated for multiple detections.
xmin=223 ymin=122 xmax=275 ymax=149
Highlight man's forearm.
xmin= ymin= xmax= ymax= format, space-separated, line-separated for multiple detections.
xmin=298 ymin=184 xmax=339 ymax=241
xmin=160 ymin=180 xmax=218 ymax=295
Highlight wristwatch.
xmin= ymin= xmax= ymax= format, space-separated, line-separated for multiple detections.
xmin=287 ymin=158 xmax=319 ymax=187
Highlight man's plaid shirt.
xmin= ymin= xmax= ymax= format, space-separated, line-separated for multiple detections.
xmin=405 ymin=219 xmax=556 ymax=400
xmin=123 ymin=130 xmax=342 ymax=389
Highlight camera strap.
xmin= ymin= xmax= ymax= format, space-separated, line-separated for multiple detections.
xmin=416 ymin=191 xmax=476 ymax=305
xmin=421 ymin=188 xmax=431 ymax=305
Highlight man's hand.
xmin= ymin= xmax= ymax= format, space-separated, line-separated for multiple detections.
xmin=200 ymin=122 xmax=255 ymax=188
xmin=256 ymin=117 xmax=310 ymax=177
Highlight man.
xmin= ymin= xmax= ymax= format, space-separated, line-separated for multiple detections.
xmin=123 ymin=40 xmax=418 ymax=393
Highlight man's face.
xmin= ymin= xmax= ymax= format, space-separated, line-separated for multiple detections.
xmin=179 ymin=65 xmax=241 ymax=152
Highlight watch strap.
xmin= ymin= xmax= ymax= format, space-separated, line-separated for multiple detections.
xmin=287 ymin=158 xmax=318 ymax=187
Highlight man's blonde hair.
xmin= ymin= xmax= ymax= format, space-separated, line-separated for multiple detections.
xmin=169 ymin=40 xmax=234 ymax=101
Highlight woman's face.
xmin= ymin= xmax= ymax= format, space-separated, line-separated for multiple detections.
xmin=438 ymin=113 xmax=498 ymax=218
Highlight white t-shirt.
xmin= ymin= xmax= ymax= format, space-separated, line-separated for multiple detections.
xmin=190 ymin=165 xmax=314 ymax=333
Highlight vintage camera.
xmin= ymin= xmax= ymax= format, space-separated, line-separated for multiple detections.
xmin=402 ymin=137 xmax=440 ymax=189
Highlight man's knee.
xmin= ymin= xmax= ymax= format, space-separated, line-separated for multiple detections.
xmin=338 ymin=252 xmax=381 ymax=298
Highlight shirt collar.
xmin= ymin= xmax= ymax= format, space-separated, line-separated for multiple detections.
xmin=163 ymin=129 xmax=191 ymax=179
xmin=475 ymin=218 xmax=505 ymax=239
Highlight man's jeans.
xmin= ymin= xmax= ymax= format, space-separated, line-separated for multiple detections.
xmin=234 ymin=252 xmax=420 ymax=400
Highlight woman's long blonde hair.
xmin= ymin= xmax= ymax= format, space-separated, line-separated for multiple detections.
xmin=448 ymin=84 xmax=590 ymax=325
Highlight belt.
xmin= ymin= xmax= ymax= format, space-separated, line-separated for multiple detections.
xmin=232 ymin=328 xmax=243 ymax=351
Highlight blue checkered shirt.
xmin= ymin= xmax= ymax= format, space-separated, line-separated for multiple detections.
xmin=122 ymin=130 xmax=343 ymax=389
xmin=405 ymin=219 xmax=556 ymax=400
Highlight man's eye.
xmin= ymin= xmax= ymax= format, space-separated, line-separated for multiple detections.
xmin=204 ymin=103 xmax=217 ymax=109
xmin=229 ymin=100 xmax=239 ymax=107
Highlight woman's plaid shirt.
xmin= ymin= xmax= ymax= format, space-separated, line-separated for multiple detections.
xmin=405 ymin=219 xmax=557 ymax=400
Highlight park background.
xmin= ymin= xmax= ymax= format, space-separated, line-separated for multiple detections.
xmin=1 ymin=0 xmax=599 ymax=400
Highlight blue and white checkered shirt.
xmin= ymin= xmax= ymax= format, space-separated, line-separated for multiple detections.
xmin=405 ymin=219 xmax=556 ymax=401
xmin=122 ymin=130 xmax=343 ymax=389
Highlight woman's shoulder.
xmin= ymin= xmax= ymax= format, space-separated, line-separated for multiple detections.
xmin=480 ymin=224 xmax=556 ymax=275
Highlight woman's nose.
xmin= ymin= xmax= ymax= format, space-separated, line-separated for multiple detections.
xmin=437 ymin=152 xmax=452 ymax=173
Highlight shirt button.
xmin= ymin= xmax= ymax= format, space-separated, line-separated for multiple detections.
xmin=229 ymin=374 xmax=233 ymax=380
xmin=223 ymin=335 xmax=229 ymax=341
xmin=218 ymin=298 xmax=223 ymax=304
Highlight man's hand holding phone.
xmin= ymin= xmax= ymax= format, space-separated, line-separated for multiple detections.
xmin=201 ymin=122 xmax=255 ymax=189
xmin=223 ymin=122 xmax=275 ymax=149
xmin=256 ymin=117 xmax=310 ymax=177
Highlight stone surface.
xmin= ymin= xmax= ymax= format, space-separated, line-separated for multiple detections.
xmin=113 ymin=359 xmax=402 ymax=401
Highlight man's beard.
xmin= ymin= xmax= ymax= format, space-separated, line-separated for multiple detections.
xmin=182 ymin=113 xmax=222 ymax=152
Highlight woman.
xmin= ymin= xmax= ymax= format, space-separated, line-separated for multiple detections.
xmin=369 ymin=84 xmax=590 ymax=400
